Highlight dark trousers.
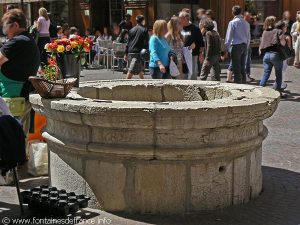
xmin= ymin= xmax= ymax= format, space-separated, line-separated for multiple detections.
xmin=37 ymin=36 xmax=50 ymax=66
xmin=231 ymin=43 xmax=247 ymax=84
xmin=199 ymin=55 xmax=221 ymax=81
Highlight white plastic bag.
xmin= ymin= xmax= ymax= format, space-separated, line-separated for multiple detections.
xmin=169 ymin=59 xmax=180 ymax=77
xmin=28 ymin=142 xmax=48 ymax=176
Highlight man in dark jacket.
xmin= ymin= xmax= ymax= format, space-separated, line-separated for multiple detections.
xmin=199 ymin=18 xmax=221 ymax=81
xmin=124 ymin=15 xmax=149 ymax=79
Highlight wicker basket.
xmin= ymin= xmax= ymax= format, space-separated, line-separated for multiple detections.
xmin=29 ymin=76 xmax=77 ymax=99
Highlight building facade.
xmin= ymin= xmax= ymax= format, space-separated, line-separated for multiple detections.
xmin=2 ymin=0 xmax=300 ymax=38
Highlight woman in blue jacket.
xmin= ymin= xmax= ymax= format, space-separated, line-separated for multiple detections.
xmin=149 ymin=20 xmax=171 ymax=79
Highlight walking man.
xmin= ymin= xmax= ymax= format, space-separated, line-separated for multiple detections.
xmin=124 ymin=15 xmax=149 ymax=79
xmin=225 ymin=5 xmax=250 ymax=84
xmin=179 ymin=11 xmax=205 ymax=80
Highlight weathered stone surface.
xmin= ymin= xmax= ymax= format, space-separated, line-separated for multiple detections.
xmin=250 ymin=148 xmax=263 ymax=198
xmin=91 ymin=127 xmax=153 ymax=146
xmin=85 ymin=161 xmax=127 ymax=212
xmin=29 ymin=80 xmax=279 ymax=214
xmin=133 ymin=163 xmax=186 ymax=214
xmin=233 ymin=155 xmax=250 ymax=204
xmin=49 ymin=151 xmax=86 ymax=194
xmin=53 ymin=121 xmax=91 ymax=143
xmin=191 ymin=161 xmax=233 ymax=211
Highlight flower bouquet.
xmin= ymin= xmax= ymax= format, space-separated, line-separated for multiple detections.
xmin=44 ymin=35 xmax=92 ymax=58
xmin=29 ymin=35 xmax=92 ymax=98
xmin=29 ymin=56 xmax=77 ymax=99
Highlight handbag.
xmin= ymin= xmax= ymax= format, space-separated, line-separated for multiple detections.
xmin=277 ymin=32 xmax=294 ymax=60
xmin=169 ymin=59 xmax=180 ymax=77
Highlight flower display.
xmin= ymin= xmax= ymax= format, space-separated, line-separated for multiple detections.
xmin=39 ymin=56 xmax=61 ymax=81
xmin=45 ymin=35 xmax=93 ymax=58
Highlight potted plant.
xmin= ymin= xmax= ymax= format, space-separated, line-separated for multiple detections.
xmin=29 ymin=56 xmax=77 ymax=99
xmin=44 ymin=35 xmax=92 ymax=87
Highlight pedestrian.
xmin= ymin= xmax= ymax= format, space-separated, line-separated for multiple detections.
xmin=199 ymin=18 xmax=221 ymax=81
xmin=179 ymin=11 xmax=205 ymax=80
xmin=290 ymin=11 xmax=300 ymax=48
xmin=225 ymin=5 xmax=250 ymax=84
xmin=115 ymin=29 xmax=129 ymax=71
xmin=0 ymin=9 xmax=40 ymax=136
xmin=196 ymin=8 xmax=206 ymax=25
xmin=259 ymin=17 xmax=286 ymax=98
xmin=48 ymin=13 xmax=58 ymax=40
xmin=205 ymin=9 xmax=218 ymax=32
xmin=165 ymin=16 xmax=184 ymax=79
xmin=116 ymin=29 xmax=129 ymax=44
xmin=36 ymin=7 xmax=50 ymax=66
xmin=294 ymin=18 xmax=300 ymax=67
xmin=149 ymin=20 xmax=171 ymax=79
xmin=124 ymin=15 xmax=149 ymax=79
xmin=273 ymin=21 xmax=292 ymax=90
xmin=244 ymin=11 xmax=255 ymax=82
xmin=282 ymin=10 xmax=294 ymax=34
xmin=119 ymin=14 xmax=133 ymax=31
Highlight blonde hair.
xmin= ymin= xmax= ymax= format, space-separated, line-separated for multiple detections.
xmin=153 ymin=20 xmax=167 ymax=37
xmin=263 ymin=16 xmax=276 ymax=30
xmin=167 ymin=16 xmax=180 ymax=40
xmin=39 ymin=7 xmax=49 ymax=20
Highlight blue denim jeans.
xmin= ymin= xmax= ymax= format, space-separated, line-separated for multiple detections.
xmin=259 ymin=52 xmax=283 ymax=89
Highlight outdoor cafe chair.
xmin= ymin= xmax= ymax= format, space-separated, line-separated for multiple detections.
xmin=111 ymin=42 xmax=127 ymax=74
xmin=98 ymin=40 xmax=113 ymax=70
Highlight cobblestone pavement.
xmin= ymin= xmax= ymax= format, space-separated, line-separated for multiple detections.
xmin=1 ymin=62 xmax=300 ymax=225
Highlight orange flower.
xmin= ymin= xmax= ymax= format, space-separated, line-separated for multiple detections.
xmin=48 ymin=56 xmax=57 ymax=65
xmin=66 ymin=45 xmax=72 ymax=51
xmin=70 ymin=41 xmax=79 ymax=48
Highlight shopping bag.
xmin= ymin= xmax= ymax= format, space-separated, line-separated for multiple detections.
xmin=169 ymin=59 xmax=180 ymax=77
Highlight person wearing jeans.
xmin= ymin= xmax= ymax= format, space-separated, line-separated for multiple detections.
xmin=259 ymin=17 xmax=286 ymax=98
xmin=225 ymin=5 xmax=251 ymax=84
xmin=259 ymin=52 xmax=283 ymax=89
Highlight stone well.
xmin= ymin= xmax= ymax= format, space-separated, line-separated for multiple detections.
xmin=29 ymin=80 xmax=279 ymax=214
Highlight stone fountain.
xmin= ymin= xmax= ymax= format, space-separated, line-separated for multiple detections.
xmin=29 ymin=80 xmax=279 ymax=214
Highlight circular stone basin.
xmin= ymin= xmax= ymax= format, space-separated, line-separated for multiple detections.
xmin=29 ymin=80 xmax=279 ymax=214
